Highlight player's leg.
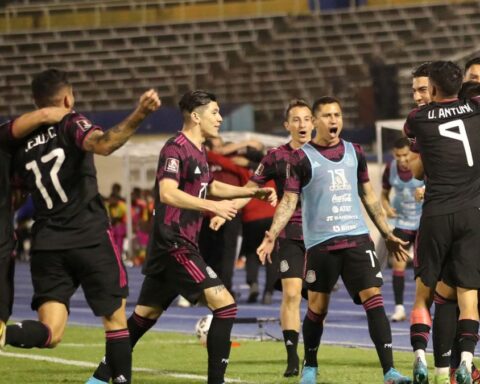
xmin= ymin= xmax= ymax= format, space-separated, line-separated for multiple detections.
xmin=278 ymin=238 xmax=305 ymax=377
xmin=391 ymin=257 xmax=407 ymax=321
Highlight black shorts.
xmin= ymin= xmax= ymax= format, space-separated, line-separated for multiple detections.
xmin=277 ymin=238 xmax=305 ymax=279
xmin=393 ymin=227 xmax=417 ymax=245
xmin=305 ymin=240 xmax=383 ymax=304
xmin=30 ymin=230 xmax=128 ymax=316
xmin=138 ymin=246 xmax=224 ymax=309
xmin=415 ymin=207 xmax=480 ymax=289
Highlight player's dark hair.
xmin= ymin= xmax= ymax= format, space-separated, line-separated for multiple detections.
xmin=31 ymin=69 xmax=70 ymax=107
xmin=178 ymin=90 xmax=217 ymax=114
xmin=284 ymin=98 xmax=311 ymax=121
xmin=428 ymin=61 xmax=463 ymax=97
xmin=394 ymin=137 xmax=410 ymax=149
xmin=464 ymin=57 xmax=480 ymax=73
xmin=312 ymin=96 xmax=342 ymax=116
xmin=458 ymin=81 xmax=480 ymax=99
xmin=412 ymin=62 xmax=430 ymax=78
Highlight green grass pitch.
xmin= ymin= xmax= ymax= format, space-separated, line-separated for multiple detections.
xmin=0 ymin=325 xmax=427 ymax=383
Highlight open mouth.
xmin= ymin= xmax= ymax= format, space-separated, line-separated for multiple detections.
xmin=329 ymin=127 xmax=338 ymax=135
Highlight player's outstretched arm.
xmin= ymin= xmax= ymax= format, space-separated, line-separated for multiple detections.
xmin=83 ymin=89 xmax=160 ymax=156
xmin=359 ymin=181 xmax=409 ymax=261
xmin=256 ymin=192 xmax=298 ymax=264
xmin=11 ymin=107 xmax=70 ymax=138
xmin=208 ymin=180 xmax=277 ymax=206
xmin=159 ymin=178 xmax=237 ymax=220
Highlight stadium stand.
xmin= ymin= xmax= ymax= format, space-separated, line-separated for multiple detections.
xmin=0 ymin=0 xmax=478 ymax=130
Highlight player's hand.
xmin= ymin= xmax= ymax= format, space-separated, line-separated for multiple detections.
xmin=256 ymin=230 xmax=276 ymax=265
xmin=210 ymin=200 xmax=237 ymax=221
xmin=209 ymin=216 xmax=226 ymax=231
xmin=415 ymin=187 xmax=425 ymax=202
xmin=43 ymin=107 xmax=71 ymax=124
xmin=253 ymin=187 xmax=277 ymax=207
xmin=385 ymin=232 xmax=410 ymax=262
xmin=138 ymin=89 xmax=161 ymax=115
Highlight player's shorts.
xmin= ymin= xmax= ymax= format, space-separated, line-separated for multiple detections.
xmin=277 ymin=238 xmax=305 ymax=279
xmin=30 ymin=230 xmax=128 ymax=316
xmin=138 ymin=245 xmax=224 ymax=310
xmin=305 ymin=240 xmax=383 ymax=304
xmin=393 ymin=227 xmax=417 ymax=245
xmin=415 ymin=207 xmax=480 ymax=289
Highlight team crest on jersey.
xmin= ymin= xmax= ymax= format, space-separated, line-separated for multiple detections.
xmin=165 ymin=158 xmax=179 ymax=173
xmin=206 ymin=266 xmax=218 ymax=279
xmin=76 ymin=119 xmax=93 ymax=132
xmin=255 ymin=164 xmax=264 ymax=176
xmin=305 ymin=270 xmax=316 ymax=283
xmin=280 ymin=260 xmax=289 ymax=273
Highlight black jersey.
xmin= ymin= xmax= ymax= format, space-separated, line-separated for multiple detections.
xmin=12 ymin=112 xmax=109 ymax=250
xmin=404 ymin=96 xmax=480 ymax=216
xmin=0 ymin=122 xmax=14 ymax=256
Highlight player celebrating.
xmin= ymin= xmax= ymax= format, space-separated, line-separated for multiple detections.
xmin=0 ymin=107 xmax=70 ymax=341
xmin=405 ymin=61 xmax=480 ymax=384
xmin=257 ymin=96 xmax=411 ymax=384
xmin=381 ymin=137 xmax=424 ymax=322
xmin=86 ymin=90 xmax=276 ymax=384
xmin=0 ymin=69 xmax=160 ymax=384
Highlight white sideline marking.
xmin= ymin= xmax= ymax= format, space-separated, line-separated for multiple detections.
xmin=61 ymin=340 xmax=199 ymax=347
xmin=0 ymin=351 xmax=248 ymax=383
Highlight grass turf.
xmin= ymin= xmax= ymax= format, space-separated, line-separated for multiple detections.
xmin=0 ymin=324 xmax=429 ymax=383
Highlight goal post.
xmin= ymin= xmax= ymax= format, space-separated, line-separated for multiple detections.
xmin=375 ymin=119 xmax=405 ymax=167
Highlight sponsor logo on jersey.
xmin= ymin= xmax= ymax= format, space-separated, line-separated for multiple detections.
xmin=376 ymin=271 xmax=383 ymax=279
xmin=280 ymin=260 xmax=289 ymax=273
xmin=165 ymin=158 xmax=179 ymax=173
xmin=206 ymin=266 xmax=217 ymax=279
xmin=255 ymin=164 xmax=264 ymax=176
xmin=194 ymin=166 xmax=201 ymax=174
xmin=76 ymin=119 xmax=93 ymax=132
xmin=305 ymin=270 xmax=316 ymax=283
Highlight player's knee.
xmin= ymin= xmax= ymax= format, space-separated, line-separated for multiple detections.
xmin=282 ymin=286 xmax=302 ymax=305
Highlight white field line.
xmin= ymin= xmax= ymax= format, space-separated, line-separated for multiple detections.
xmin=0 ymin=351 xmax=249 ymax=383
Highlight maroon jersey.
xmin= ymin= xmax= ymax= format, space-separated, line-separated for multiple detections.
xmin=285 ymin=140 xmax=371 ymax=251
xmin=144 ymin=133 xmax=213 ymax=274
xmin=0 ymin=122 xmax=15 ymax=256
xmin=250 ymin=143 xmax=303 ymax=240
xmin=12 ymin=112 xmax=109 ymax=250
xmin=404 ymin=96 xmax=480 ymax=216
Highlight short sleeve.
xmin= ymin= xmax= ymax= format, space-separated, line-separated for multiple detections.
xmin=285 ymin=149 xmax=309 ymax=194
xmin=157 ymin=142 xmax=183 ymax=184
xmin=250 ymin=149 xmax=277 ymax=186
xmin=61 ymin=113 xmax=103 ymax=150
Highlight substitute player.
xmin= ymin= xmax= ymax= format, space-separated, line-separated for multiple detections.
xmin=405 ymin=61 xmax=480 ymax=384
xmin=257 ymin=96 xmax=412 ymax=384
xmin=0 ymin=69 xmax=160 ymax=384
xmin=87 ymin=90 xmax=276 ymax=384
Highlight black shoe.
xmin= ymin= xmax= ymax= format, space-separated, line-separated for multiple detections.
xmin=283 ymin=366 xmax=299 ymax=377
xmin=247 ymin=283 xmax=259 ymax=303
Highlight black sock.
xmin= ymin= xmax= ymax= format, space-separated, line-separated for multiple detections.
xmin=6 ymin=320 xmax=51 ymax=348
xmin=392 ymin=270 xmax=405 ymax=305
xmin=451 ymin=307 xmax=462 ymax=369
xmin=106 ymin=329 xmax=132 ymax=384
xmin=432 ymin=292 xmax=458 ymax=369
xmin=302 ymin=308 xmax=327 ymax=368
xmin=363 ymin=295 xmax=393 ymax=374
xmin=457 ymin=319 xmax=479 ymax=355
xmin=93 ymin=311 xmax=157 ymax=381
xmin=207 ymin=303 xmax=237 ymax=384
xmin=282 ymin=330 xmax=299 ymax=368
xmin=410 ymin=323 xmax=431 ymax=352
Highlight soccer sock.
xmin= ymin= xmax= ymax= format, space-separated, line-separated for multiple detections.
xmin=207 ymin=303 xmax=237 ymax=384
xmin=93 ymin=311 xmax=157 ymax=381
xmin=363 ymin=294 xmax=393 ymax=374
xmin=302 ymin=308 xmax=327 ymax=368
xmin=392 ymin=270 xmax=405 ymax=306
xmin=6 ymin=320 xmax=51 ymax=348
xmin=106 ymin=329 xmax=131 ymax=384
xmin=410 ymin=307 xmax=432 ymax=364
xmin=282 ymin=330 xmax=299 ymax=368
xmin=432 ymin=292 xmax=458 ymax=369
xmin=457 ymin=319 xmax=479 ymax=369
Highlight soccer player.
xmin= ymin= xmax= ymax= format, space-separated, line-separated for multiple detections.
xmin=0 ymin=106 xmax=70 ymax=342
xmin=87 ymin=90 xmax=276 ymax=384
xmin=0 ymin=69 xmax=160 ymax=384
xmin=404 ymin=61 xmax=480 ymax=384
xmin=257 ymin=96 xmax=412 ymax=384
xmin=381 ymin=137 xmax=424 ymax=322
xmin=464 ymin=57 xmax=480 ymax=83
